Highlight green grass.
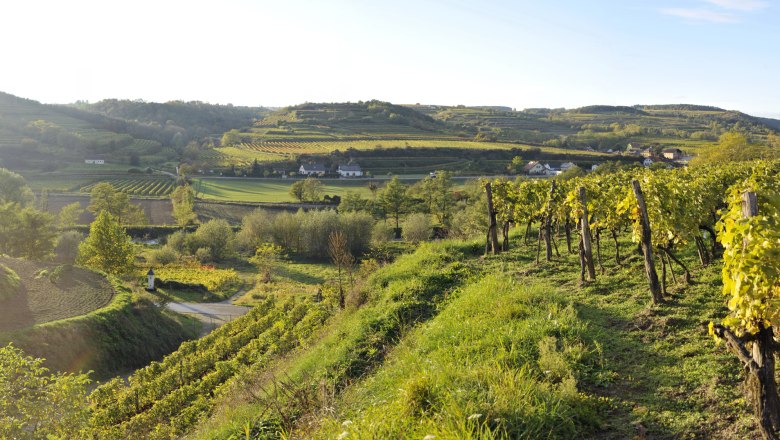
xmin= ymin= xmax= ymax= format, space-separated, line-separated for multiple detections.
xmin=191 ymin=231 xmax=756 ymax=439
xmin=235 ymin=260 xmax=338 ymax=306
xmin=194 ymin=178 xmax=377 ymax=202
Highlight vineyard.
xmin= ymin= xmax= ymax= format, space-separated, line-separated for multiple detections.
xmin=484 ymin=160 xmax=780 ymax=439
xmin=79 ymin=177 xmax=175 ymax=197
xmin=87 ymin=296 xmax=333 ymax=439
xmin=150 ymin=266 xmax=242 ymax=293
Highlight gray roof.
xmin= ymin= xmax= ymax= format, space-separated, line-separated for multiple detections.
xmin=300 ymin=163 xmax=326 ymax=172
xmin=338 ymin=164 xmax=362 ymax=172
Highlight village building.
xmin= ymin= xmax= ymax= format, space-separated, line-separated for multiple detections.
xmin=559 ymin=162 xmax=576 ymax=170
xmin=662 ymin=148 xmax=684 ymax=160
xmin=337 ymin=163 xmax=363 ymax=177
xmin=625 ymin=143 xmax=643 ymax=155
xmin=298 ymin=163 xmax=326 ymax=176
xmin=84 ymin=159 xmax=106 ymax=165
xmin=522 ymin=161 xmax=546 ymax=175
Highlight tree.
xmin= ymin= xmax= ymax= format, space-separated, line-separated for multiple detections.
xmin=0 ymin=344 xmax=91 ymax=439
xmin=55 ymin=231 xmax=83 ymax=264
xmin=290 ymin=180 xmax=306 ymax=202
xmin=328 ymin=231 xmax=353 ymax=309
xmin=58 ymin=202 xmax=84 ymax=228
xmin=0 ymin=204 xmax=56 ymax=260
xmin=693 ymin=131 xmax=778 ymax=165
xmin=402 ymin=213 xmax=432 ymax=243
xmin=430 ymin=171 xmax=454 ymax=226
xmin=0 ymin=168 xmax=34 ymax=206
xmin=191 ymin=219 xmax=234 ymax=262
xmin=507 ymin=156 xmax=526 ymax=174
xmin=303 ymin=177 xmax=323 ymax=202
xmin=171 ymin=185 xmax=198 ymax=227
xmin=220 ymin=129 xmax=241 ymax=146
xmin=87 ymin=183 xmax=146 ymax=225
xmin=380 ymin=176 xmax=408 ymax=230
xmin=77 ymin=211 xmax=135 ymax=275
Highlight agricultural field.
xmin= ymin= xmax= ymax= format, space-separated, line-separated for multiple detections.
xmin=0 ymin=256 xmax=115 ymax=332
xmin=193 ymin=177 xmax=377 ymax=203
xmin=208 ymin=139 xmax=607 ymax=167
xmin=78 ymin=176 xmax=176 ymax=197
xmin=192 ymin=176 xmax=470 ymax=203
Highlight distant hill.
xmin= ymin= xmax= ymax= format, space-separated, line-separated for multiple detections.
xmin=76 ymin=99 xmax=268 ymax=141
xmin=244 ymin=100 xmax=466 ymax=142
xmin=407 ymin=103 xmax=780 ymax=150
xmin=0 ymin=91 xmax=268 ymax=172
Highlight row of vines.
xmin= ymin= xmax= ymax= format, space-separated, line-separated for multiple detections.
xmin=87 ymin=296 xmax=333 ymax=439
xmin=79 ymin=177 xmax=175 ymax=197
xmin=486 ymin=160 xmax=780 ymax=439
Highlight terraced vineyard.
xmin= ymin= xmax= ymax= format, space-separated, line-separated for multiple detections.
xmin=79 ymin=176 xmax=175 ymax=196
xmin=207 ymin=139 xmax=607 ymax=168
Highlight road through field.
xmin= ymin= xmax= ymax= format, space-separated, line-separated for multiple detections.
xmin=166 ymin=301 xmax=250 ymax=327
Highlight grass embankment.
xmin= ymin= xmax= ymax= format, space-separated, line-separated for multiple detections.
xmin=193 ymin=233 xmax=757 ymax=439
xmin=1 ymin=277 xmax=200 ymax=379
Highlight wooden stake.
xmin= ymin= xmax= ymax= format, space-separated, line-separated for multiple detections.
xmin=631 ymin=180 xmax=663 ymax=304
xmin=484 ymin=183 xmax=500 ymax=255
xmin=578 ymin=187 xmax=596 ymax=281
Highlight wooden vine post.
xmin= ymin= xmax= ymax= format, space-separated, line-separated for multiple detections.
xmin=542 ymin=181 xmax=557 ymax=261
xmin=578 ymin=186 xmax=596 ymax=281
xmin=484 ymin=182 xmax=501 ymax=255
xmin=631 ymin=180 xmax=663 ymax=304
xmin=713 ymin=191 xmax=780 ymax=440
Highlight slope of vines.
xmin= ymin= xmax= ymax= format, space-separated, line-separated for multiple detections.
xmin=87 ymin=296 xmax=333 ymax=439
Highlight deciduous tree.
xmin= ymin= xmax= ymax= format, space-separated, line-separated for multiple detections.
xmin=77 ymin=210 xmax=135 ymax=275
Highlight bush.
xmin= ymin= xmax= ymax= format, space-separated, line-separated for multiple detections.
xmin=55 ymin=231 xmax=83 ymax=264
xmin=402 ymin=214 xmax=432 ymax=243
xmin=195 ymin=247 xmax=212 ymax=263
xmin=0 ymin=264 xmax=21 ymax=302
xmin=235 ymin=209 xmax=275 ymax=254
xmin=147 ymin=245 xmax=180 ymax=266
xmin=371 ymin=221 xmax=396 ymax=245
xmin=191 ymin=219 xmax=234 ymax=261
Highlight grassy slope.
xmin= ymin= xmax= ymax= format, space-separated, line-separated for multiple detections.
xmin=0 ymin=278 xmax=200 ymax=379
xmin=193 ymin=233 xmax=758 ymax=439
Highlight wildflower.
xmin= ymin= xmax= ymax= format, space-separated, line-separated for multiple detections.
xmin=467 ymin=413 xmax=482 ymax=420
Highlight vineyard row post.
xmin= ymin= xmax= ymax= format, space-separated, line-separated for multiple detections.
xmin=631 ymin=180 xmax=663 ymax=305
xmin=578 ymin=186 xmax=596 ymax=282
xmin=484 ymin=182 xmax=500 ymax=255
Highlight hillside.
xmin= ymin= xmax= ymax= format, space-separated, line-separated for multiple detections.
xmin=75 ymin=99 xmax=268 ymax=142
xmin=0 ymin=92 xmax=267 ymax=172
xmin=407 ymin=103 xmax=780 ymax=150
xmin=244 ymin=100 xmax=459 ymax=141
xmin=0 ymin=256 xmax=114 ymax=332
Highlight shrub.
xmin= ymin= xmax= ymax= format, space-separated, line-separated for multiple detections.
xmin=147 ymin=245 xmax=180 ymax=266
xmin=55 ymin=231 xmax=83 ymax=264
xmin=191 ymin=219 xmax=234 ymax=261
xmin=402 ymin=214 xmax=432 ymax=243
xmin=0 ymin=264 xmax=21 ymax=302
xmin=195 ymin=247 xmax=212 ymax=263
xmin=371 ymin=221 xmax=396 ymax=245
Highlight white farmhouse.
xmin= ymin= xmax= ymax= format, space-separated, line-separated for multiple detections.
xmin=337 ymin=164 xmax=363 ymax=177
xmin=85 ymin=159 xmax=106 ymax=165
xmin=522 ymin=161 xmax=546 ymax=175
xmin=298 ymin=163 xmax=326 ymax=176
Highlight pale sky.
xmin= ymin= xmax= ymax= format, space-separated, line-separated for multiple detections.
xmin=1 ymin=0 xmax=778 ymax=117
